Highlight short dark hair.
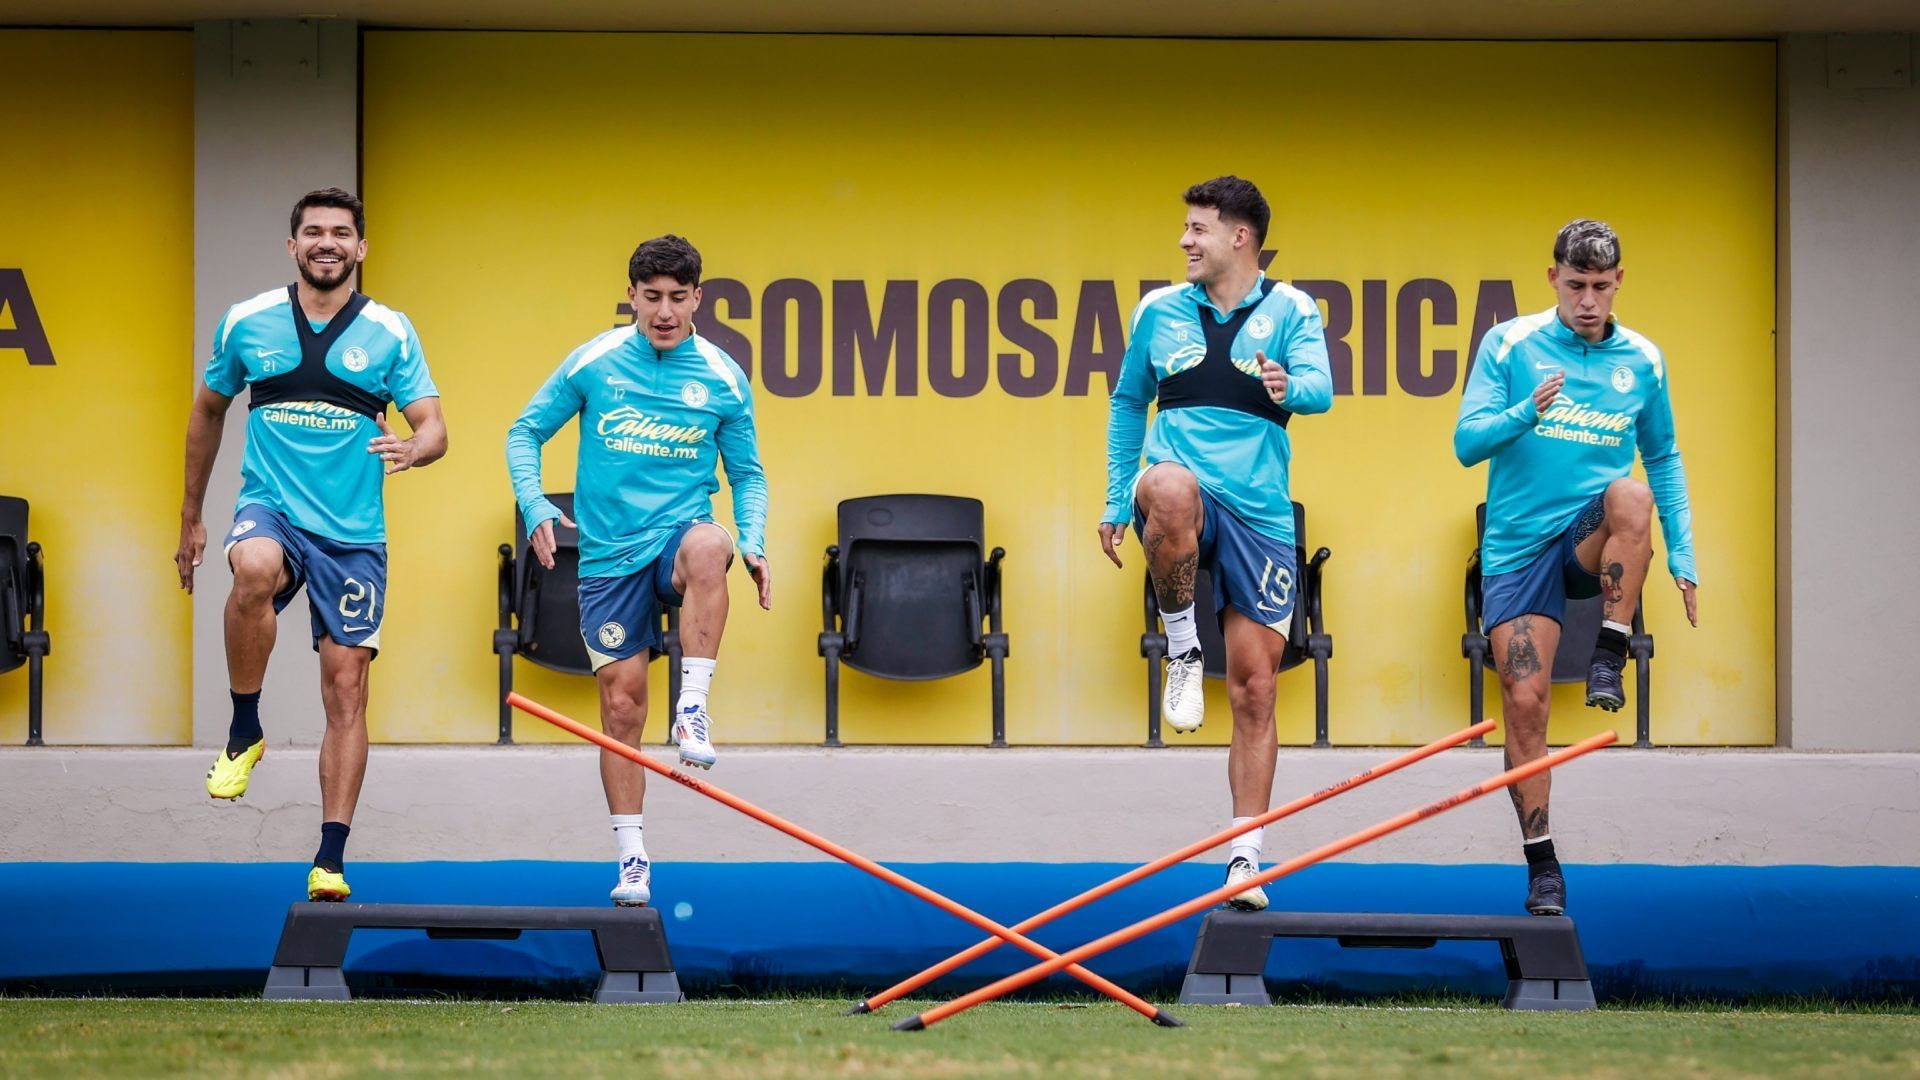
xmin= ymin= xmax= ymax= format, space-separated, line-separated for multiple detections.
xmin=628 ymin=235 xmax=702 ymax=287
xmin=1554 ymin=219 xmax=1622 ymax=272
xmin=290 ymin=187 xmax=365 ymax=237
xmin=1184 ymin=176 xmax=1270 ymax=247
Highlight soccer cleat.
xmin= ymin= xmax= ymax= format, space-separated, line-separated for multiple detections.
xmin=1162 ymin=648 xmax=1205 ymax=734
xmin=674 ymin=703 xmax=716 ymax=770
xmin=1585 ymin=657 xmax=1626 ymax=712
xmin=307 ymin=866 xmax=351 ymax=902
xmin=205 ymin=739 xmax=265 ymax=800
xmin=1224 ymin=856 xmax=1269 ymax=912
xmin=610 ymin=856 xmax=652 ymax=906
xmin=1525 ymin=868 xmax=1567 ymax=916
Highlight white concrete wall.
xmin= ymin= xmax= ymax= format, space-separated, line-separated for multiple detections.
xmin=4 ymin=746 xmax=1914 ymax=865
xmin=191 ymin=19 xmax=358 ymax=748
xmin=1781 ymin=33 xmax=1920 ymax=750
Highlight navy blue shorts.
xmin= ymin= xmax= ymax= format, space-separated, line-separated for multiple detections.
xmin=1135 ymin=480 xmax=1297 ymax=637
xmin=224 ymin=504 xmax=388 ymax=655
xmin=1481 ymin=493 xmax=1605 ymax=630
xmin=578 ymin=521 xmax=732 ymax=670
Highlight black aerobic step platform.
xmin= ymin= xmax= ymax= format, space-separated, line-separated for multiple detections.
xmin=262 ymin=903 xmax=684 ymax=1004
xmin=1177 ymin=910 xmax=1595 ymax=1011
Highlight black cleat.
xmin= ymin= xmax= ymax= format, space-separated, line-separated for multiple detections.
xmin=1585 ymin=657 xmax=1625 ymax=711
xmin=1525 ymin=869 xmax=1566 ymax=916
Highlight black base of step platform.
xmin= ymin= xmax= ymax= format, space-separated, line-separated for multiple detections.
xmin=1177 ymin=910 xmax=1594 ymax=1012
xmin=262 ymin=902 xmax=684 ymax=1004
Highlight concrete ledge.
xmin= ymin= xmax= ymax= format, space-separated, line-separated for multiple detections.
xmin=2 ymin=746 xmax=1914 ymax=865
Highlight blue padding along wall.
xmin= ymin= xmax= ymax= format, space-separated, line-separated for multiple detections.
xmin=2 ymin=863 xmax=1915 ymax=1000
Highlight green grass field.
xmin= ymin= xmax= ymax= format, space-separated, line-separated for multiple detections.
xmin=3 ymin=998 xmax=1917 ymax=1078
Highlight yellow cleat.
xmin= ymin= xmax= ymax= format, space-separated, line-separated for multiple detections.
xmin=307 ymin=866 xmax=351 ymax=902
xmin=205 ymin=739 xmax=265 ymax=800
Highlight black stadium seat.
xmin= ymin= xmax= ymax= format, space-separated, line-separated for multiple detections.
xmin=1139 ymin=500 xmax=1331 ymax=747
xmin=494 ymin=493 xmax=682 ymax=744
xmin=818 ymin=494 xmax=1008 ymax=747
xmin=0 ymin=495 xmax=49 ymax=746
xmin=1463 ymin=502 xmax=1653 ymax=747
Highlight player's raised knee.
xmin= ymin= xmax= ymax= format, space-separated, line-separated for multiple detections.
xmin=1138 ymin=463 xmax=1200 ymax=516
xmin=1604 ymin=476 xmax=1653 ymax=524
xmin=228 ymin=542 xmax=283 ymax=605
xmin=678 ymin=525 xmax=734 ymax=578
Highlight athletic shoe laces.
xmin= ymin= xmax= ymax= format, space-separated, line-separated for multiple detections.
xmin=679 ymin=706 xmax=709 ymax=745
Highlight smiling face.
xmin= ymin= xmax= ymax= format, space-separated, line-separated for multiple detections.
xmin=1548 ymin=263 xmax=1624 ymax=342
xmin=1178 ymin=205 xmax=1251 ymax=288
xmin=286 ymin=206 xmax=365 ymax=292
xmin=628 ymin=274 xmax=702 ymax=350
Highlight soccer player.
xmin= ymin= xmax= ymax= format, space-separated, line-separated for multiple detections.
xmin=176 ymin=187 xmax=447 ymax=902
xmin=506 ymin=235 xmax=770 ymax=908
xmin=1455 ymin=219 xmax=1699 ymax=915
xmin=1100 ymin=177 xmax=1333 ymax=910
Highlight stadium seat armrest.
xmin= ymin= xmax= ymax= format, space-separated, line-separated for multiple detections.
xmin=1307 ymin=546 xmax=1331 ymax=635
xmin=1463 ymin=551 xmax=1483 ymax=636
xmin=496 ymin=543 xmax=515 ymax=632
xmin=820 ymin=545 xmax=841 ymax=633
xmin=25 ymin=541 xmax=45 ymax=630
xmin=985 ymin=546 xmax=1006 ymax=630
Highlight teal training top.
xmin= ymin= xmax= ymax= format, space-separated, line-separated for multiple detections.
xmin=1103 ymin=274 xmax=1334 ymax=545
xmin=204 ymin=286 xmax=438 ymax=545
xmin=1454 ymin=307 xmax=1697 ymax=583
xmin=506 ymin=326 xmax=768 ymax=579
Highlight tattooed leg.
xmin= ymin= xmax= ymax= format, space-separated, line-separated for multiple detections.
xmin=1491 ymin=614 xmax=1560 ymax=839
xmin=1137 ymin=464 xmax=1202 ymax=611
xmin=1576 ymin=478 xmax=1655 ymax=624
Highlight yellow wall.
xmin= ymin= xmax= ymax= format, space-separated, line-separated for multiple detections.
xmin=0 ymin=31 xmax=194 ymax=744
xmin=358 ymin=33 xmax=1774 ymax=746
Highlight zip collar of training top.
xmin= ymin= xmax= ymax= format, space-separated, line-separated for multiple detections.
xmin=632 ymin=327 xmax=702 ymax=361
xmin=1184 ymin=271 xmax=1270 ymax=318
xmin=1539 ymin=308 xmax=1634 ymax=352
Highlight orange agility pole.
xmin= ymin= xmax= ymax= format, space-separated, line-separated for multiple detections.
xmin=894 ymin=729 xmax=1618 ymax=1031
xmin=506 ymin=692 xmax=1184 ymax=1026
xmin=851 ymin=718 xmax=1498 ymax=1015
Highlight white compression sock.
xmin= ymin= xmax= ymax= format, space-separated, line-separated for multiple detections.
xmin=1162 ymin=604 xmax=1200 ymax=656
xmin=678 ymin=657 xmax=716 ymax=710
xmin=1601 ymin=620 xmax=1632 ymax=635
xmin=610 ymin=814 xmax=646 ymax=861
xmin=1229 ymin=817 xmax=1264 ymax=865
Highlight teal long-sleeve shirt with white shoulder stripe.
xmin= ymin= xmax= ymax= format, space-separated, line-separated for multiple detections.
xmin=506 ymin=326 xmax=767 ymax=579
xmin=1455 ymin=308 xmax=1696 ymax=584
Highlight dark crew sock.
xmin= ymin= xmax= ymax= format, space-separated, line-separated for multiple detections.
xmin=314 ymin=821 xmax=351 ymax=874
xmin=227 ymin=690 xmax=263 ymax=757
xmin=1524 ymin=837 xmax=1560 ymax=878
xmin=1593 ymin=626 xmax=1628 ymax=667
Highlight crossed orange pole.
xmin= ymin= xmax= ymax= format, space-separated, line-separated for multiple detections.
xmin=894 ymin=729 xmax=1618 ymax=1031
xmin=850 ymin=718 xmax=1498 ymax=1015
xmin=507 ymin=692 xmax=1184 ymax=1026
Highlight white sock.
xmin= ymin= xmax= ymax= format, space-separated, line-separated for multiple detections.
xmin=611 ymin=814 xmax=647 ymax=861
xmin=1229 ymin=818 xmax=1264 ymax=865
xmin=678 ymin=657 xmax=716 ymax=711
xmin=1162 ymin=604 xmax=1200 ymax=656
xmin=1601 ymin=620 xmax=1631 ymax=635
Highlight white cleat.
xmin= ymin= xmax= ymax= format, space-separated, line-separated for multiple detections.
xmin=674 ymin=704 xmax=717 ymax=770
xmin=610 ymin=856 xmax=652 ymax=906
xmin=1162 ymin=648 xmax=1206 ymax=733
xmin=1224 ymin=856 xmax=1269 ymax=912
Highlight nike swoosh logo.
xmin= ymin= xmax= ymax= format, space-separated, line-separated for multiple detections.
xmin=343 ymin=624 xmax=372 ymax=632
xmin=1535 ymin=362 xmax=1560 ymax=370
xmin=257 ymin=348 xmax=285 ymax=359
